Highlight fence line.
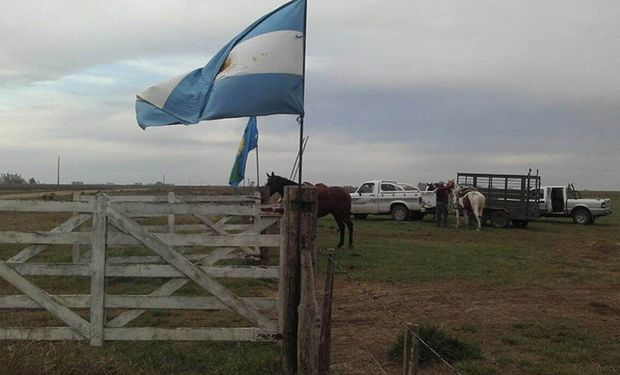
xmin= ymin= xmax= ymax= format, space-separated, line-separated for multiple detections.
xmin=323 ymin=250 xmax=463 ymax=375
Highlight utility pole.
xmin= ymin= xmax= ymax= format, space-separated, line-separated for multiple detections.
xmin=57 ymin=156 xmax=60 ymax=186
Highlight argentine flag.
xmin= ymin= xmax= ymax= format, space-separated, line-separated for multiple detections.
xmin=229 ymin=116 xmax=258 ymax=188
xmin=136 ymin=0 xmax=305 ymax=128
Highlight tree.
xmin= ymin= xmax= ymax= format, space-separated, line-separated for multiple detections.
xmin=1 ymin=173 xmax=27 ymax=185
xmin=29 ymin=177 xmax=38 ymax=185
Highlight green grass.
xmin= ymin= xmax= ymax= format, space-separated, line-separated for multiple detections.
xmin=493 ymin=321 xmax=620 ymax=375
xmin=0 ymin=341 xmax=280 ymax=375
xmin=317 ymin=211 xmax=618 ymax=286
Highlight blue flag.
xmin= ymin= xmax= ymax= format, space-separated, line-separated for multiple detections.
xmin=136 ymin=0 xmax=305 ymax=128
xmin=229 ymin=117 xmax=258 ymax=187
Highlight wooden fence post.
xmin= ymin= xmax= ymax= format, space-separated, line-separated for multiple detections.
xmin=279 ymin=186 xmax=318 ymax=375
xmin=90 ymin=193 xmax=108 ymax=346
xmin=167 ymin=192 xmax=176 ymax=233
xmin=403 ymin=323 xmax=413 ymax=375
xmin=72 ymin=191 xmax=82 ymax=264
xmin=412 ymin=324 xmax=420 ymax=375
xmin=318 ymin=249 xmax=335 ymax=375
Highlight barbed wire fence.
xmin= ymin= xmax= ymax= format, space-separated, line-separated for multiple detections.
xmin=321 ymin=248 xmax=464 ymax=375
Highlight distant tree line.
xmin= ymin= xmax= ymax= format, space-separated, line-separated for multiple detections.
xmin=1 ymin=173 xmax=38 ymax=185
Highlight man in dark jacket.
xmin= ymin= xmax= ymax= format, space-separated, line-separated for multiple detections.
xmin=435 ymin=180 xmax=454 ymax=228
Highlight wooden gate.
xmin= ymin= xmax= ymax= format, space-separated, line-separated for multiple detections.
xmin=0 ymin=192 xmax=283 ymax=346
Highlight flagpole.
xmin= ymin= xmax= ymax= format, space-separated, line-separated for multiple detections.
xmin=255 ymin=139 xmax=260 ymax=189
xmin=290 ymin=136 xmax=308 ymax=181
xmin=298 ymin=0 xmax=308 ymax=186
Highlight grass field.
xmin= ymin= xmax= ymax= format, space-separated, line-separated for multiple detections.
xmin=0 ymin=188 xmax=618 ymax=374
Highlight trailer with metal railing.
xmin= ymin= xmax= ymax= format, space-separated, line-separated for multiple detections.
xmin=456 ymin=171 xmax=541 ymax=228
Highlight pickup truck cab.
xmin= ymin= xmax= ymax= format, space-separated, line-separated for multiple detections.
xmin=350 ymin=180 xmax=436 ymax=221
xmin=538 ymin=184 xmax=612 ymax=224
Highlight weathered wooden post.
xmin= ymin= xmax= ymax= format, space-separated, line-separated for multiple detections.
xmin=72 ymin=191 xmax=82 ymax=264
xmin=412 ymin=324 xmax=420 ymax=375
xmin=258 ymin=188 xmax=270 ymax=266
xmin=90 ymin=193 xmax=108 ymax=346
xmin=167 ymin=192 xmax=176 ymax=233
xmin=318 ymin=248 xmax=336 ymax=375
xmin=279 ymin=185 xmax=318 ymax=375
xmin=403 ymin=323 xmax=414 ymax=375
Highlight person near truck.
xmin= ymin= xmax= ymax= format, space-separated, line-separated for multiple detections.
xmin=434 ymin=180 xmax=454 ymax=228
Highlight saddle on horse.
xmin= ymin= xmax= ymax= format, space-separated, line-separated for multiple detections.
xmin=457 ymin=186 xmax=479 ymax=198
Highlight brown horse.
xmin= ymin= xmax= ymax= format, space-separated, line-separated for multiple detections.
xmin=265 ymin=173 xmax=353 ymax=248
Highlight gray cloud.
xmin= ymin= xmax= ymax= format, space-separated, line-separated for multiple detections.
xmin=1 ymin=0 xmax=619 ymax=190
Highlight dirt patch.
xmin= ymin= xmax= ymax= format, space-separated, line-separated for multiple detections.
xmin=325 ymin=279 xmax=620 ymax=374
xmin=551 ymin=238 xmax=620 ymax=261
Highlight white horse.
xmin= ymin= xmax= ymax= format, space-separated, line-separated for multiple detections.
xmin=453 ymin=182 xmax=486 ymax=230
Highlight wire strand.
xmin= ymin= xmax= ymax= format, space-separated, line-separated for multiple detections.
xmin=340 ymin=309 xmax=390 ymax=375
xmin=323 ymin=250 xmax=463 ymax=375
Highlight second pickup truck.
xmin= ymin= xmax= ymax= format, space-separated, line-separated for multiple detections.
xmin=350 ymin=180 xmax=436 ymax=221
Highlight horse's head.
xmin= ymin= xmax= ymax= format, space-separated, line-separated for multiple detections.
xmin=265 ymin=172 xmax=295 ymax=197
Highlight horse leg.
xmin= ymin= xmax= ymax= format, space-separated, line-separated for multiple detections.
xmin=334 ymin=215 xmax=345 ymax=248
xmin=344 ymin=217 xmax=354 ymax=248
xmin=465 ymin=210 xmax=470 ymax=228
xmin=475 ymin=206 xmax=483 ymax=231
xmin=455 ymin=207 xmax=460 ymax=229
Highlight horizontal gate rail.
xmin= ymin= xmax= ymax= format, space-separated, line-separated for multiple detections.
xmin=8 ymin=263 xmax=279 ymax=278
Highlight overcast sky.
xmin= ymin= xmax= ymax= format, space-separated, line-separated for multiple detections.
xmin=1 ymin=0 xmax=619 ymax=189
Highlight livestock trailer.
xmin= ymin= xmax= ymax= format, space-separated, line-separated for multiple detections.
xmin=457 ymin=171 xmax=541 ymax=228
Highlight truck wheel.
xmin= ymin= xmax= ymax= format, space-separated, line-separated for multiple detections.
xmin=391 ymin=205 xmax=409 ymax=222
xmin=409 ymin=212 xmax=425 ymax=221
xmin=353 ymin=214 xmax=368 ymax=220
xmin=572 ymin=208 xmax=593 ymax=225
xmin=491 ymin=211 xmax=510 ymax=228
xmin=512 ymin=220 xmax=529 ymax=228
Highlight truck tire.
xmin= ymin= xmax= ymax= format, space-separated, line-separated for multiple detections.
xmin=572 ymin=207 xmax=593 ymax=225
xmin=353 ymin=214 xmax=368 ymax=220
xmin=491 ymin=210 xmax=510 ymax=228
xmin=409 ymin=212 xmax=425 ymax=221
xmin=511 ymin=219 xmax=529 ymax=228
xmin=391 ymin=204 xmax=409 ymax=222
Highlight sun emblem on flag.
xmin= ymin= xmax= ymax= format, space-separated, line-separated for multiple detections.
xmin=216 ymin=53 xmax=238 ymax=79
xmin=236 ymin=138 xmax=245 ymax=155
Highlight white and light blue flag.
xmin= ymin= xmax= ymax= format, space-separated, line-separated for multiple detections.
xmin=229 ymin=116 xmax=258 ymax=188
xmin=136 ymin=0 xmax=305 ymax=128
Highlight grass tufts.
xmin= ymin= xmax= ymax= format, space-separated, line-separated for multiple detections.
xmin=387 ymin=324 xmax=483 ymax=368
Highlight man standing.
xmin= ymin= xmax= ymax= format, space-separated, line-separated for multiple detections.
xmin=434 ymin=180 xmax=454 ymax=228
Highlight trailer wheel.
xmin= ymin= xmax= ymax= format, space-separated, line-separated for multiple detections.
xmin=353 ymin=214 xmax=368 ymax=220
xmin=391 ymin=204 xmax=409 ymax=222
xmin=572 ymin=208 xmax=593 ymax=225
xmin=491 ymin=210 xmax=510 ymax=228
xmin=512 ymin=219 xmax=529 ymax=228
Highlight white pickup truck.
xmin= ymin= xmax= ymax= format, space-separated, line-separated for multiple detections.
xmin=537 ymin=184 xmax=612 ymax=224
xmin=350 ymin=180 xmax=436 ymax=221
